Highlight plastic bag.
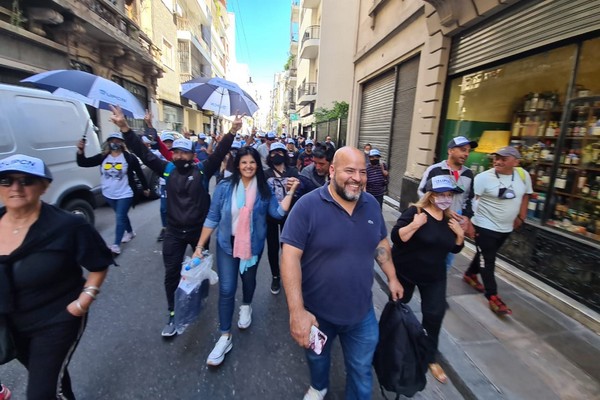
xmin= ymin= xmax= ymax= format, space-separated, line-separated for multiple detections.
xmin=174 ymin=253 xmax=218 ymax=334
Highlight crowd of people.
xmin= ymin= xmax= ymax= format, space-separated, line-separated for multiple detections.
xmin=0 ymin=102 xmax=531 ymax=399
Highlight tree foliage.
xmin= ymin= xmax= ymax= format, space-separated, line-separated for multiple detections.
xmin=314 ymin=101 xmax=349 ymax=122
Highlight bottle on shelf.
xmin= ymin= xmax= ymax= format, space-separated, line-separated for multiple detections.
xmin=530 ymin=93 xmax=539 ymax=111
xmin=555 ymin=168 xmax=566 ymax=190
xmin=590 ymin=177 xmax=600 ymax=199
xmin=546 ymin=142 xmax=555 ymax=161
xmin=577 ymin=171 xmax=588 ymax=194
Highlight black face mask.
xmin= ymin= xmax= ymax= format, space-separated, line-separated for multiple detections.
xmin=109 ymin=142 xmax=122 ymax=151
xmin=370 ymin=159 xmax=380 ymax=166
xmin=173 ymin=159 xmax=193 ymax=172
xmin=271 ymin=154 xmax=286 ymax=165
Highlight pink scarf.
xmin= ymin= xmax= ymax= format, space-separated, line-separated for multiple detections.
xmin=233 ymin=178 xmax=257 ymax=267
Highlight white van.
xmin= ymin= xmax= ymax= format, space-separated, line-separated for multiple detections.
xmin=0 ymin=83 xmax=103 ymax=225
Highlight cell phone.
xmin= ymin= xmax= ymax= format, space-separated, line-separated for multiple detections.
xmin=309 ymin=325 xmax=327 ymax=355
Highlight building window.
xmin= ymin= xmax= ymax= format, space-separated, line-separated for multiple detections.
xmin=162 ymin=38 xmax=174 ymax=69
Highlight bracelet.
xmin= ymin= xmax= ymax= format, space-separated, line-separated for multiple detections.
xmin=75 ymin=300 xmax=88 ymax=314
xmin=84 ymin=286 xmax=101 ymax=293
xmin=81 ymin=290 xmax=97 ymax=300
xmin=196 ymin=245 xmax=204 ymax=251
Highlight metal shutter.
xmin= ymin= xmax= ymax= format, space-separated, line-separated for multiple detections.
xmin=449 ymin=0 xmax=600 ymax=75
xmin=388 ymin=56 xmax=419 ymax=202
xmin=358 ymin=70 xmax=396 ymax=159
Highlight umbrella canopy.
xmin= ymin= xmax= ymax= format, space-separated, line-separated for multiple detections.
xmin=181 ymin=77 xmax=258 ymax=117
xmin=21 ymin=70 xmax=145 ymax=118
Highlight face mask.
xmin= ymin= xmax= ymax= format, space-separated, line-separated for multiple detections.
xmin=434 ymin=197 xmax=453 ymax=210
xmin=271 ymin=154 xmax=286 ymax=165
xmin=370 ymin=159 xmax=380 ymax=165
xmin=173 ymin=159 xmax=192 ymax=172
xmin=109 ymin=142 xmax=122 ymax=151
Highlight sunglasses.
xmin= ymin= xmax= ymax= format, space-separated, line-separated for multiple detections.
xmin=103 ymin=162 xmax=123 ymax=170
xmin=0 ymin=176 xmax=39 ymax=187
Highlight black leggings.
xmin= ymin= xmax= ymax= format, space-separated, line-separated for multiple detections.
xmin=465 ymin=225 xmax=511 ymax=298
xmin=398 ymin=275 xmax=447 ymax=364
xmin=14 ymin=311 xmax=86 ymax=400
xmin=266 ymin=218 xmax=285 ymax=278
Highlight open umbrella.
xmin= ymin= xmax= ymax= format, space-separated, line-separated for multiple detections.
xmin=21 ymin=69 xmax=145 ymax=119
xmin=181 ymin=76 xmax=259 ymax=117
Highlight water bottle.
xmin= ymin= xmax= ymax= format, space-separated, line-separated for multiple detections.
xmin=185 ymin=257 xmax=201 ymax=271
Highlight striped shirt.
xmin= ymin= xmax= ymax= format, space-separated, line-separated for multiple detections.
xmin=366 ymin=162 xmax=388 ymax=197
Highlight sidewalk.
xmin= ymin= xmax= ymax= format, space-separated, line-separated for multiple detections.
xmin=377 ymin=204 xmax=600 ymax=400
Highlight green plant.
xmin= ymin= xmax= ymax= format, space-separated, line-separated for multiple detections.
xmin=283 ymin=54 xmax=295 ymax=71
xmin=314 ymin=101 xmax=349 ymax=122
xmin=11 ymin=0 xmax=24 ymax=27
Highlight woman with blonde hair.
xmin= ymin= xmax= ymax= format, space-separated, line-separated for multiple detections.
xmin=390 ymin=175 xmax=464 ymax=384
xmin=77 ymin=132 xmax=149 ymax=254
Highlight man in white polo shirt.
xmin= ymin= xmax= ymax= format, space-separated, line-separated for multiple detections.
xmin=463 ymin=146 xmax=532 ymax=315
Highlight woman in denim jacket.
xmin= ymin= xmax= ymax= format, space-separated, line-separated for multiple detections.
xmin=194 ymin=146 xmax=299 ymax=366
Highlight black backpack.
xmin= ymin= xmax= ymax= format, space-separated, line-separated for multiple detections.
xmin=373 ymin=300 xmax=429 ymax=399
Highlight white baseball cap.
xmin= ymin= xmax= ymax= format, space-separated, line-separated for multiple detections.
xmin=0 ymin=154 xmax=53 ymax=181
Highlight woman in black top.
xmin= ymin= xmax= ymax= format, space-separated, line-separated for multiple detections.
xmin=391 ymin=175 xmax=464 ymax=384
xmin=0 ymin=154 xmax=112 ymax=399
xmin=264 ymin=142 xmax=299 ymax=295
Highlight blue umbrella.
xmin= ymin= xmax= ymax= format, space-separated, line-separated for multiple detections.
xmin=181 ymin=76 xmax=259 ymax=117
xmin=21 ymin=70 xmax=145 ymax=118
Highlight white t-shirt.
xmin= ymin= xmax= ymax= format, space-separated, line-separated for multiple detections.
xmin=472 ymin=168 xmax=533 ymax=233
xmin=100 ymin=153 xmax=133 ymax=200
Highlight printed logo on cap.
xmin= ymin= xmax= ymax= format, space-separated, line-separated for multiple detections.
xmin=0 ymin=154 xmax=53 ymax=180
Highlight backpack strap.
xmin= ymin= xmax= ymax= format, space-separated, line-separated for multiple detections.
xmin=515 ymin=167 xmax=527 ymax=183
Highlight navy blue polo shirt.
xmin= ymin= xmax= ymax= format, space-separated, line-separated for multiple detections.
xmin=281 ymin=183 xmax=386 ymax=325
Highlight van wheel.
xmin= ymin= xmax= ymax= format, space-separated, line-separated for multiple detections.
xmin=147 ymin=173 xmax=161 ymax=200
xmin=64 ymin=199 xmax=95 ymax=225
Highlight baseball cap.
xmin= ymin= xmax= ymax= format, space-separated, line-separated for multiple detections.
xmin=305 ymin=139 xmax=314 ymax=146
xmin=0 ymin=154 xmax=53 ymax=181
xmin=161 ymin=133 xmax=175 ymax=142
xmin=257 ymin=132 xmax=265 ymax=138
xmin=171 ymin=138 xmax=193 ymax=152
xmin=369 ymin=149 xmax=381 ymax=157
xmin=107 ymin=132 xmax=124 ymax=141
xmin=231 ymin=141 xmax=242 ymax=149
xmin=287 ymin=138 xmax=295 ymax=144
xmin=491 ymin=146 xmax=521 ymax=159
xmin=266 ymin=132 xmax=276 ymax=140
xmin=447 ymin=136 xmax=478 ymax=149
xmin=269 ymin=142 xmax=287 ymax=152
xmin=199 ymin=133 xmax=207 ymax=140
xmin=425 ymin=175 xmax=462 ymax=193
xmin=141 ymin=136 xmax=154 ymax=144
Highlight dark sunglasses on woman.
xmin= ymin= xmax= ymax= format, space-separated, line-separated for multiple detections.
xmin=0 ymin=176 xmax=39 ymax=187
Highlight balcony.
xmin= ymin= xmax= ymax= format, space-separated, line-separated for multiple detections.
xmin=300 ymin=25 xmax=319 ymax=59
xmin=298 ymin=82 xmax=317 ymax=105
xmin=291 ymin=1 xmax=299 ymax=22
xmin=176 ymin=16 xmax=211 ymax=65
xmin=303 ymin=0 xmax=321 ymax=9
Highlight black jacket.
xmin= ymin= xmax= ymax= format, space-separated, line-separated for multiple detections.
xmin=123 ymin=129 xmax=234 ymax=230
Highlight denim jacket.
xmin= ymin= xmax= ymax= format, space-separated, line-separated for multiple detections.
xmin=204 ymin=179 xmax=285 ymax=255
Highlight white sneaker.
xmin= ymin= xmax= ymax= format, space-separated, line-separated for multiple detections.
xmin=303 ymin=386 xmax=327 ymax=400
xmin=109 ymin=244 xmax=121 ymax=255
xmin=206 ymin=335 xmax=233 ymax=366
xmin=121 ymin=231 xmax=136 ymax=243
xmin=237 ymin=304 xmax=252 ymax=329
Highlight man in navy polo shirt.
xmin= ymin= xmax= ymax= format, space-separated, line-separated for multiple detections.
xmin=281 ymin=147 xmax=403 ymax=400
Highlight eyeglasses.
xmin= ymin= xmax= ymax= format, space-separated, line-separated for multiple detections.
xmin=103 ymin=162 xmax=123 ymax=170
xmin=0 ymin=176 xmax=39 ymax=187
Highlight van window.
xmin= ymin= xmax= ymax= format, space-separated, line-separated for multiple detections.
xmin=13 ymin=96 xmax=89 ymax=149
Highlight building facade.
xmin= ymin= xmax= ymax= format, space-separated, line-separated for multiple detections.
xmin=0 ymin=0 xmax=163 ymax=139
xmin=350 ymin=0 xmax=600 ymax=313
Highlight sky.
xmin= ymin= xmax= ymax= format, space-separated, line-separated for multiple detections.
xmin=226 ymin=0 xmax=291 ymax=90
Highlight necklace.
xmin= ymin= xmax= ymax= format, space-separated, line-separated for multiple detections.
xmin=12 ymin=225 xmax=25 ymax=235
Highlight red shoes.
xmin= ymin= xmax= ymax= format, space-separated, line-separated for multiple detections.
xmin=463 ymin=273 xmax=484 ymax=293
xmin=489 ymin=295 xmax=512 ymax=315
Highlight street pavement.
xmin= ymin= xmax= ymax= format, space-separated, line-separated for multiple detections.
xmin=0 ymin=198 xmax=461 ymax=399
xmin=2 ymin=198 xmax=598 ymax=399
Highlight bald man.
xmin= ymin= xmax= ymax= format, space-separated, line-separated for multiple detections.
xmin=280 ymin=147 xmax=403 ymax=400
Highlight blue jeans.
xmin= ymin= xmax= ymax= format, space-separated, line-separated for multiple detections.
xmin=159 ymin=184 xmax=167 ymax=227
xmin=216 ymin=240 xmax=259 ymax=333
xmin=104 ymin=196 xmax=133 ymax=245
xmin=445 ymin=252 xmax=455 ymax=271
xmin=305 ymin=307 xmax=378 ymax=400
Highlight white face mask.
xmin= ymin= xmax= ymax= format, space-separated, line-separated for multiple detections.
xmin=434 ymin=197 xmax=453 ymax=210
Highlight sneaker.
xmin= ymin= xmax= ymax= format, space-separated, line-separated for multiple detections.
xmin=0 ymin=384 xmax=11 ymax=400
xmin=270 ymin=276 xmax=281 ymax=295
xmin=463 ymin=273 xmax=484 ymax=293
xmin=238 ymin=305 xmax=252 ymax=329
xmin=161 ymin=312 xmax=176 ymax=337
xmin=109 ymin=244 xmax=121 ymax=255
xmin=303 ymin=386 xmax=327 ymax=400
xmin=157 ymin=227 xmax=166 ymax=242
xmin=206 ymin=335 xmax=233 ymax=366
xmin=489 ymin=295 xmax=512 ymax=315
xmin=121 ymin=231 xmax=136 ymax=243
